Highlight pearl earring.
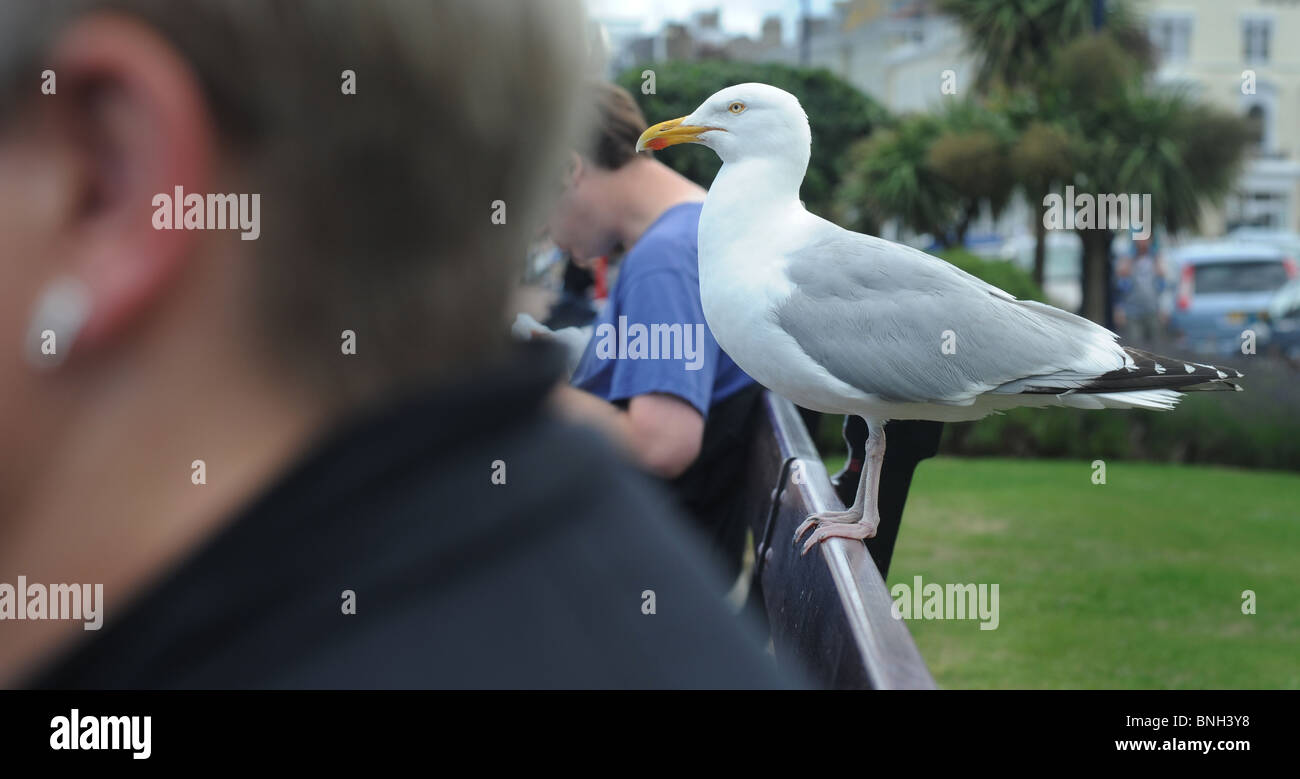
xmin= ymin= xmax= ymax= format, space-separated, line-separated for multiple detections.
xmin=24 ymin=275 xmax=90 ymax=371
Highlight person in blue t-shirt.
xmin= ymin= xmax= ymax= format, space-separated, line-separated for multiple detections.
xmin=544 ymin=82 xmax=760 ymax=579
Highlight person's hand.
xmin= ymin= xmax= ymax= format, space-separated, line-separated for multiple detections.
xmin=512 ymin=314 xmax=590 ymax=376
xmin=549 ymin=325 xmax=593 ymax=359
xmin=511 ymin=313 xmax=555 ymax=341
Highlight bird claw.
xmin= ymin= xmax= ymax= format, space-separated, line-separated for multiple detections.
xmin=792 ymin=510 xmax=860 ymax=545
xmin=795 ymin=514 xmax=878 ymax=556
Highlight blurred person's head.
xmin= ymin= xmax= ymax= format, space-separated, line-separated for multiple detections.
xmin=547 ymin=81 xmax=653 ymax=267
xmin=0 ymin=1 xmax=583 ymax=533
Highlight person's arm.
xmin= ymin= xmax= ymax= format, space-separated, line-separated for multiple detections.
xmin=551 ymin=385 xmax=703 ymax=478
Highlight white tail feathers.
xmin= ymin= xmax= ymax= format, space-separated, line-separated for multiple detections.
xmin=1058 ymin=389 xmax=1183 ymax=411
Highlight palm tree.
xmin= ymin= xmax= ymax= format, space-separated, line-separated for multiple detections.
xmin=1050 ymin=33 xmax=1252 ymax=322
xmin=937 ymin=0 xmax=1151 ymax=93
xmin=940 ymin=0 xmax=1249 ymax=324
xmin=938 ymin=0 xmax=1140 ymax=312
xmin=834 ymin=115 xmax=960 ymax=243
xmin=926 ymin=98 xmax=1017 ymax=246
xmin=1009 ymin=118 xmax=1077 ymax=288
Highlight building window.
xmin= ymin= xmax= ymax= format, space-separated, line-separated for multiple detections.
xmin=1242 ymin=18 xmax=1271 ymax=64
xmin=1245 ymin=104 xmax=1266 ymax=152
xmin=1239 ymin=78 xmax=1278 ymax=155
xmin=1228 ymin=190 xmax=1289 ymax=231
xmin=1149 ymin=15 xmax=1191 ymax=63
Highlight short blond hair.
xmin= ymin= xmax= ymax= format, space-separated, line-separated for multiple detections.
xmin=0 ymin=0 xmax=586 ymax=401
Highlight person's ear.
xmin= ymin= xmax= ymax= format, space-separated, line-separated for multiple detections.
xmin=566 ymin=151 xmax=584 ymax=188
xmin=25 ymin=12 xmax=217 ymax=367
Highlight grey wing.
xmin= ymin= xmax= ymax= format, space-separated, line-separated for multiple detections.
xmin=774 ymin=227 xmax=1128 ymax=405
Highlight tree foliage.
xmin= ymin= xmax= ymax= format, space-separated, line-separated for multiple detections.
xmin=835 ymin=115 xmax=955 ymax=239
xmin=934 ymin=0 xmax=1251 ymax=322
xmin=836 ymin=98 xmax=1017 ymax=245
xmin=936 ymin=0 xmax=1152 ymax=92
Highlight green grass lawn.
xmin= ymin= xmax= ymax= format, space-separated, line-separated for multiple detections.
xmin=824 ymin=455 xmax=1300 ymax=689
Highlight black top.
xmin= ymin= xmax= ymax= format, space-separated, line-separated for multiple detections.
xmin=28 ymin=343 xmax=797 ymax=689
xmin=668 ymin=382 xmax=764 ymax=583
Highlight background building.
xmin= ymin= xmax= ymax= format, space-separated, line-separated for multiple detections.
xmin=1141 ymin=0 xmax=1300 ymax=233
xmin=590 ymin=0 xmax=1300 ymax=240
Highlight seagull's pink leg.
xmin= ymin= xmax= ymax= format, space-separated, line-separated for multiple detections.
xmin=792 ymin=465 xmax=866 ymax=538
xmin=794 ymin=418 xmax=885 ymax=556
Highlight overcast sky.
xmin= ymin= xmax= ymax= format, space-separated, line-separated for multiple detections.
xmin=585 ymin=0 xmax=839 ymax=40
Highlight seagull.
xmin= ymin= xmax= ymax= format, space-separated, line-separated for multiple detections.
xmin=635 ymin=83 xmax=1243 ymax=556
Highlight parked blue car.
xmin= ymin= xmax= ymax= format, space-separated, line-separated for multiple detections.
xmin=1169 ymin=242 xmax=1296 ymax=356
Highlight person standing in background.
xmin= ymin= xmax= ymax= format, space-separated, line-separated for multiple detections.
xmin=1120 ymin=237 xmax=1168 ymax=345
xmin=545 ymin=82 xmax=762 ymax=584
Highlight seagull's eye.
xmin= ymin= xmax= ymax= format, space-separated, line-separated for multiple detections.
xmin=728 ymin=101 xmax=746 ymax=114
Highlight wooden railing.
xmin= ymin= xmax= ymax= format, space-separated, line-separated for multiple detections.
xmin=742 ymin=392 xmax=936 ymax=689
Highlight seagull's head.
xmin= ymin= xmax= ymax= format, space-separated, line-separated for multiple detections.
xmin=635 ymin=83 xmax=811 ymax=167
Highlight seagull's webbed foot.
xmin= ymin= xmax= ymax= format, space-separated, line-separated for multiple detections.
xmin=793 ymin=508 xmax=861 ymax=546
xmin=795 ymin=512 xmax=879 ymax=556
xmin=793 ymin=417 xmax=888 ymax=557
xmin=795 ymin=517 xmax=878 ymax=554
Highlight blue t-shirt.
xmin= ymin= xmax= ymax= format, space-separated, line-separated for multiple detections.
xmin=571 ymin=202 xmax=754 ymax=418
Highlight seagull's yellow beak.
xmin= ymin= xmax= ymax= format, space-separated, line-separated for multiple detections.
xmin=635 ymin=117 xmax=718 ymax=152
